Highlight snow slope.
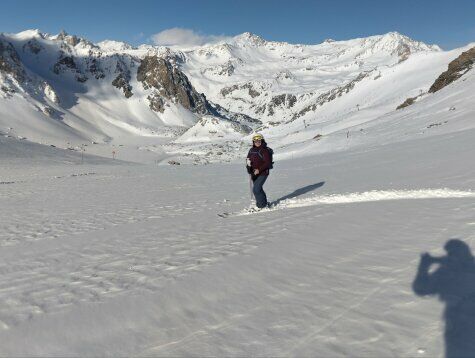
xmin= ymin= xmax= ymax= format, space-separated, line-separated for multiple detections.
xmin=181 ymin=32 xmax=440 ymax=122
xmin=272 ymin=56 xmax=475 ymax=160
xmin=0 ymin=30 xmax=210 ymax=162
xmin=168 ymin=56 xmax=475 ymax=165
xmin=159 ymin=36 xmax=475 ymax=164
xmin=0 ymin=116 xmax=474 ymax=356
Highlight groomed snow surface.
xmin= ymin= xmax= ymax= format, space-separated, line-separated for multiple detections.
xmin=0 ymin=126 xmax=474 ymax=357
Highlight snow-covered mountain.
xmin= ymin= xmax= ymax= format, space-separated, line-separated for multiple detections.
xmin=0 ymin=29 xmax=474 ymax=163
xmin=0 ymin=30 xmax=218 ymax=143
xmin=1 ymin=30 xmax=475 ymax=357
xmin=180 ymin=32 xmax=439 ymax=122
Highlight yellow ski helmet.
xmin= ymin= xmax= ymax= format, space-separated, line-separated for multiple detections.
xmin=252 ymin=133 xmax=264 ymax=141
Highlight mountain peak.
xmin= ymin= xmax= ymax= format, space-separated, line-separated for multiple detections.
xmin=49 ymin=30 xmax=96 ymax=50
xmin=232 ymin=32 xmax=266 ymax=47
xmin=53 ymin=29 xmax=81 ymax=46
xmin=9 ymin=29 xmax=47 ymax=40
xmin=97 ymin=40 xmax=135 ymax=52
xmin=377 ymin=31 xmax=441 ymax=52
xmin=382 ymin=31 xmax=405 ymax=39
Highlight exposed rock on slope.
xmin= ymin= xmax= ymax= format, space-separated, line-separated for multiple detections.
xmin=137 ymin=55 xmax=210 ymax=114
xmin=55 ymin=30 xmax=81 ymax=47
xmin=22 ymin=38 xmax=43 ymax=55
xmin=86 ymin=58 xmax=105 ymax=80
xmin=112 ymin=73 xmax=133 ymax=98
xmin=220 ymin=82 xmax=262 ymax=98
xmin=396 ymin=95 xmax=418 ymax=110
xmin=429 ymin=47 xmax=475 ymax=93
xmin=53 ymin=52 xmax=88 ymax=82
xmin=268 ymin=94 xmax=297 ymax=116
xmin=112 ymin=57 xmax=133 ymax=98
xmin=0 ymin=39 xmax=25 ymax=82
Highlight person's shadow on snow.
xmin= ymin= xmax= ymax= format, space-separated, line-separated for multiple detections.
xmin=271 ymin=181 xmax=325 ymax=206
xmin=412 ymin=239 xmax=475 ymax=358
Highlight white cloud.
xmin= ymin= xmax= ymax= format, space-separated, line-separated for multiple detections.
xmin=150 ymin=28 xmax=231 ymax=47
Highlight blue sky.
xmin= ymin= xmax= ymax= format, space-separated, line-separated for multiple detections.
xmin=2 ymin=0 xmax=475 ymax=49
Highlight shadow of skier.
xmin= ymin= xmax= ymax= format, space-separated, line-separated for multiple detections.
xmin=271 ymin=181 xmax=325 ymax=206
xmin=412 ymin=239 xmax=475 ymax=358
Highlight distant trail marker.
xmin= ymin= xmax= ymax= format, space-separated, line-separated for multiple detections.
xmin=80 ymin=144 xmax=86 ymax=164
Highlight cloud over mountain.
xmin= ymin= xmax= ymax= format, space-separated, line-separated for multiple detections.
xmin=150 ymin=28 xmax=231 ymax=47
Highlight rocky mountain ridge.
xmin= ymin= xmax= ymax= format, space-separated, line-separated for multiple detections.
xmin=177 ymin=31 xmax=442 ymax=127
xmin=1 ymin=30 xmax=213 ymax=117
xmin=429 ymin=46 xmax=475 ymax=93
xmin=0 ymin=29 xmax=473 ymax=164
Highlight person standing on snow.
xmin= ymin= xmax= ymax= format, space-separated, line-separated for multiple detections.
xmin=246 ymin=133 xmax=272 ymax=209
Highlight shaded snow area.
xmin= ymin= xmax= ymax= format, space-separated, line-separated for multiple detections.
xmin=0 ymin=126 xmax=474 ymax=357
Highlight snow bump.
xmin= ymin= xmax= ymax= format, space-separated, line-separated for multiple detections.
xmin=238 ymin=189 xmax=475 ymax=215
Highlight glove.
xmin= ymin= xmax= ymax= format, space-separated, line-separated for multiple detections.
xmin=420 ymin=253 xmax=435 ymax=267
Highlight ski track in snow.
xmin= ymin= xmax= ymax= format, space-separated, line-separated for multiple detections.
xmin=0 ymin=218 xmax=272 ymax=329
xmin=0 ymin=152 xmax=473 ymax=358
xmin=0 ymin=172 xmax=281 ymax=329
xmin=1 ymin=177 xmax=472 ymax=330
xmin=235 ymin=189 xmax=475 ymax=216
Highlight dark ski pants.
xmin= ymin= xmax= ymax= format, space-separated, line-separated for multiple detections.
xmin=252 ymin=175 xmax=268 ymax=208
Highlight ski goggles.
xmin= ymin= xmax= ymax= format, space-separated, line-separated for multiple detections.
xmin=252 ymin=134 xmax=263 ymax=141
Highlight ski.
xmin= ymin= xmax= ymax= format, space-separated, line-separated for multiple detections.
xmin=218 ymin=203 xmax=277 ymax=218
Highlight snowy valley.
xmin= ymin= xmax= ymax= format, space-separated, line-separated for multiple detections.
xmin=1 ymin=29 xmax=475 ymax=356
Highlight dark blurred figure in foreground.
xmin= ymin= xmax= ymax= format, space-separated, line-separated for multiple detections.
xmin=413 ymin=239 xmax=475 ymax=358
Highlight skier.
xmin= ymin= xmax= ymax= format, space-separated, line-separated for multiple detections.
xmin=246 ymin=133 xmax=272 ymax=209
